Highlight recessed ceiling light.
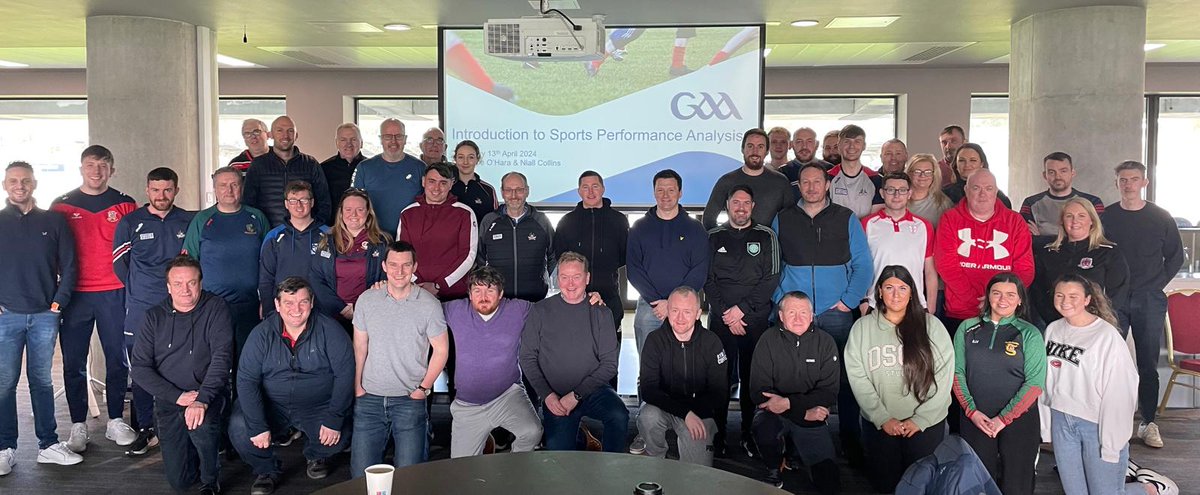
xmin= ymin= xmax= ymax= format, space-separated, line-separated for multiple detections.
xmin=825 ymin=16 xmax=900 ymax=29
xmin=216 ymin=54 xmax=257 ymax=67
xmin=420 ymin=24 xmax=439 ymax=30
xmin=790 ymin=20 xmax=819 ymax=28
xmin=1144 ymin=43 xmax=1166 ymax=52
xmin=383 ymin=23 xmax=412 ymax=31
xmin=763 ymin=21 xmax=782 ymax=27
xmin=0 ymin=59 xmax=29 ymax=68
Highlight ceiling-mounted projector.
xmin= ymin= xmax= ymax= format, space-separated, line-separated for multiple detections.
xmin=484 ymin=15 xmax=605 ymax=61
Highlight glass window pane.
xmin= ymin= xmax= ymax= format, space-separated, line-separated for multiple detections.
xmin=355 ymin=99 xmax=440 ymax=158
xmin=218 ymin=99 xmax=287 ymax=166
xmin=763 ymin=97 xmax=897 ymax=170
xmin=969 ymin=97 xmax=1010 ymax=192
xmin=0 ymin=99 xmax=89 ymax=206
xmin=1154 ymin=96 xmax=1200 ymax=224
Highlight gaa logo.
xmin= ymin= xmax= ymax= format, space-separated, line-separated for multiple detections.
xmin=670 ymin=92 xmax=742 ymax=120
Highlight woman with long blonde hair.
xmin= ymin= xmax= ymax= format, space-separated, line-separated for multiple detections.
xmin=905 ymin=153 xmax=953 ymax=228
xmin=1031 ymin=197 xmax=1129 ymax=326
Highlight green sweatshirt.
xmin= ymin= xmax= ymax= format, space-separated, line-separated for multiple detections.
xmin=845 ymin=311 xmax=955 ymax=430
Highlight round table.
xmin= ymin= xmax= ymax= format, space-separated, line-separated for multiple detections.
xmin=312 ymin=451 xmax=788 ymax=495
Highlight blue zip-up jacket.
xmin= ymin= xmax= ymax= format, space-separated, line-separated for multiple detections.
xmin=0 ymin=203 xmax=77 ymax=313
xmin=311 ymin=235 xmax=387 ymax=317
xmin=627 ymin=207 xmax=709 ymax=303
xmin=772 ymin=200 xmax=874 ymax=312
xmin=259 ymin=221 xmax=330 ymax=317
xmin=236 ymin=311 xmax=355 ymax=434
xmin=113 ymin=206 xmax=196 ymax=326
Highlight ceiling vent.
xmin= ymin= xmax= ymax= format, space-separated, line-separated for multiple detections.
xmin=903 ymin=45 xmax=966 ymax=62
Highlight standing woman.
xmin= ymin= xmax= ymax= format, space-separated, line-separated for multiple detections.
xmin=313 ymin=189 xmax=391 ymax=331
xmin=449 ymin=140 xmax=498 ymax=223
xmin=953 ymin=273 xmax=1045 ymax=494
xmin=846 ymin=265 xmax=955 ymax=493
xmin=1031 ymin=198 xmax=1129 ymax=327
xmin=940 ymin=143 xmax=1012 ymax=208
xmin=905 ymin=153 xmax=954 ymax=228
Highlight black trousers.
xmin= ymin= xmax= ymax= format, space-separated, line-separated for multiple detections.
xmin=709 ymin=315 xmax=764 ymax=444
xmin=155 ymin=398 xmax=225 ymax=493
xmin=861 ymin=417 xmax=946 ymax=493
xmin=959 ymin=408 xmax=1039 ymax=495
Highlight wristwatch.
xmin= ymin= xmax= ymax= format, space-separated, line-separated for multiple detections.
xmin=416 ymin=385 xmax=432 ymax=396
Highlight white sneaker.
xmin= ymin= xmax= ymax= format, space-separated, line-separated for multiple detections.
xmin=1138 ymin=422 xmax=1164 ymax=448
xmin=65 ymin=422 xmax=89 ymax=453
xmin=1127 ymin=457 xmax=1142 ymax=482
xmin=1135 ymin=466 xmax=1179 ymax=495
xmin=37 ymin=442 xmax=83 ymax=465
xmin=105 ymin=418 xmax=137 ymax=446
xmin=0 ymin=448 xmax=14 ymax=476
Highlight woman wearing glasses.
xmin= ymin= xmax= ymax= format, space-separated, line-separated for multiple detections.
xmin=313 ymin=189 xmax=392 ymax=332
xmin=904 ymin=153 xmax=954 ymax=228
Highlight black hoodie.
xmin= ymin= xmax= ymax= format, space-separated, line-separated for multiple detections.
xmin=130 ymin=291 xmax=233 ymax=407
xmin=552 ymin=198 xmax=629 ymax=294
xmin=639 ymin=320 xmax=728 ymax=419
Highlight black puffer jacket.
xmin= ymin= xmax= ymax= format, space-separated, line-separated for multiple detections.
xmin=243 ymin=146 xmax=332 ymax=227
xmin=478 ymin=204 xmax=556 ymax=302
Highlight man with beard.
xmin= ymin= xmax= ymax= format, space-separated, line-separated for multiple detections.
xmin=352 ymin=119 xmax=426 ymax=239
xmin=229 ymin=119 xmax=270 ymax=172
xmin=937 ymin=125 xmax=965 ymax=188
xmin=243 ymin=116 xmax=332 ymax=227
xmin=319 ymin=123 xmax=366 ymax=210
xmin=821 ymin=130 xmax=841 ymax=166
xmin=765 ymin=126 xmax=791 ymax=169
xmin=1019 ymin=151 xmax=1105 ymax=238
xmin=780 ymin=127 xmax=833 ymax=201
xmin=827 ymin=125 xmax=884 ymax=219
xmin=419 ymin=128 xmax=448 ymax=166
xmin=878 ymin=139 xmax=908 ymax=175
xmin=702 ymin=128 xmax=792 ymax=230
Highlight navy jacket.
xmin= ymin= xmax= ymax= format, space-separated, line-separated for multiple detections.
xmin=113 ymin=206 xmax=195 ymax=312
xmin=130 ymin=291 xmax=232 ymax=407
xmin=627 ymin=208 xmax=709 ymax=303
xmin=312 ymin=235 xmax=388 ymax=317
xmin=0 ymin=204 xmax=77 ymax=313
xmin=236 ymin=311 xmax=355 ymax=434
xmin=259 ymin=221 xmax=330 ymax=317
xmin=896 ymin=435 xmax=1002 ymax=495
xmin=243 ymin=147 xmax=332 ymax=227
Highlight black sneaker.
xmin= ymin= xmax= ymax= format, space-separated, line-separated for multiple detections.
xmin=713 ymin=441 xmax=728 ymax=459
xmin=306 ymin=458 xmax=330 ymax=480
xmin=274 ymin=428 xmax=301 ymax=447
xmin=199 ymin=483 xmax=221 ymax=495
xmin=124 ymin=428 xmax=158 ymax=456
xmin=741 ymin=438 xmax=760 ymax=459
xmin=250 ymin=474 xmax=277 ymax=495
xmin=764 ymin=468 xmax=784 ymax=488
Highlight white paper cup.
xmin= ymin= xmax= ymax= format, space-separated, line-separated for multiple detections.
xmin=364 ymin=464 xmax=395 ymax=495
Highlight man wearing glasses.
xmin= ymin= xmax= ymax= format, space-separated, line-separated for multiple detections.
xmin=258 ymin=181 xmax=330 ymax=318
xmin=419 ymin=128 xmax=448 ymax=166
xmin=477 ymin=172 xmax=556 ymax=302
xmin=319 ymin=123 xmax=367 ymax=211
xmin=229 ymin=119 xmax=270 ymax=172
xmin=860 ymin=172 xmax=938 ymax=315
xmin=352 ymin=118 xmax=426 ymax=238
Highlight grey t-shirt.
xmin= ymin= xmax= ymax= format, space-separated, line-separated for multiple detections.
xmin=353 ymin=286 xmax=447 ymax=396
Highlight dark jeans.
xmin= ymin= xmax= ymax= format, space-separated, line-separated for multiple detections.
xmin=0 ymin=309 xmax=60 ymax=449
xmin=125 ymin=302 xmax=155 ymax=430
xmin=753 ymin=411 xmax=840 ymax=494
xmin=542 ymin=386 xmax=629 ymax=453
xmin=597 ymin=289 xmax=623 ymax=389
xmin=959 ymin=409 xmax=1039 ymax=495
xmin=61 ymin=289 xmax=128 ymax=422
xmin=1117 ymin=290 xmax=1167 ymax=423
xmin=155 ymin=398 xmax=224 ymax=492
xmin=227 ymin=401 xmax=350 ymax=477
xmin=862 ymin=417 xmax=946 ymax=493
xmin=815 ymin=308 xmax=858 ymax=450
xmin=350 ymin=394 xmax=428 ymax=477
xmin=710 ymin=315 xmax=763 ymax=444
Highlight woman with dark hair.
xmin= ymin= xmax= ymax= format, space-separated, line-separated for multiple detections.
xmin=312 ymin=189 xmax=392 ymax=331
xmin=1043 ymin=274 xmax=1177 ymax=495
xmin=941 ymin=143 xmax=1012 ymax=208
xmin=1031 ymin=198 xmax=1129 ymax=327
xmin=952 ymin=272 xmax=1045 ymax=494
xmin=845 ymin=265 xmax=954 ymax=492
xmin=449 ymin=139 xmax=498 ymax=222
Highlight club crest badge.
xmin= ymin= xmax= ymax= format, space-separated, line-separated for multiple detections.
xmin=528 ymin=232 xmax=537 ymax=241
xmin=1078 ymin=257 xmax=1094 ymax=269
xmin=106 ymin=211 xmax=119 ymax=223
xmin=746 ymin=242 xmax=761 ymax=256
xmin=244 ymin=224 xmax=257 ymax=235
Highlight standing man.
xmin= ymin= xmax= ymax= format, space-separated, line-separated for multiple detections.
xmin=130 ymin=256 xmax=231 ymax=494
xmin=827 ymin=125 xmax=884 ymax=218
xmin=319 ymin=123 xmax=366 ymax=210
xmin=773 ymin=162 xmax=873 ymax=464
xmin=780 ymin=127 xmax=833 ymax=198
xmin=821 ymin=130 xmax=841 ymax=166
xmin=51 ymin=145 xmax=139 ymax=451
xmin=861 ymin=172 xmax=937 ymax=314
xmin=553 ymin=171 xmax=629 ymax=373
xmin=0 ymin=161 xmax=81 ymax=473
xmin=183 ymin=167 xmax=270 ymax=356
xmin=637 ymin=287 xmax=727 ymax=466
xmin=258 ymin=181 xmax=329 ymax=318
xmin=702 ymin=128 xmax=793 ymax=230
xmin=444 ymin=266 xmax=543 ymax=458
xmin=228 ymin=277 xmax=354 ymax=495
xmin=478 ymin=172 xmax=556 ymax=302
xmin=1020 ymin=151 xmax=1106 ymax=238
xmin=878 ymin=138 xmax=909 ymax=175
xmin=350 ymin=241 xmax=450 ymax=473
xmin=229 ymin=119 xmax=271 ymax=172
xmin=113 ymin=167 xmax=196 ymax=455
xmin=705 ymin=185 xmax=780 ymax=457
xmin=419 ymin=127 xmax=448 ymax=165
xmin=243 ymin=116 xmax=332 ymax=227
xmin=397 ymin=162 xmax=478 ymax=302
xmin=749 ymin=291 xmax=840 ymax=491
xmin=352 ymin=118 xmax=426 ymax=239
xmin=937 ymin=125 xmax=965 ymax=188
xmin=520 ymin=252 xmax=627 ymax=452
xmin=1101 ymin=160 xmax=1184 ymax=449
xmin=765 ymin=126 xmax=791 ymax=169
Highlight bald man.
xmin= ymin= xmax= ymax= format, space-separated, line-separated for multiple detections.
xmin=244 ymin=116 xmax=332 ymax=227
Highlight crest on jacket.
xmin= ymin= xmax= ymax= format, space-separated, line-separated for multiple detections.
xmin=746 ymin=242 xmax=761 ymax=256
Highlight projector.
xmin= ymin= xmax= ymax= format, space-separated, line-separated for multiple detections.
xmin=484 ymin=15 xmax=605 ymax=61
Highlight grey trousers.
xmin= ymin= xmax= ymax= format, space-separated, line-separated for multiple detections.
xmin=449 ymin=383 xmax=543 ymax=458
xmin=637 ymin=403 xmax=717 ymax=466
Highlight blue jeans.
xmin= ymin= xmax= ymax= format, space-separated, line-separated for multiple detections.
xmin=227 ymin=401 xmax=350 ymax=477
xmin=1051 ymin=409 xmax=1142 ymax=495
xmin=155 ymin=398 xmax=224 ymax=492
xmin=633 ymin=298 xmax=664 ymax=356
xmin=350 ymin=394 xmax=428 ymax=477
xmin=542 ymin=386 xmax=629 ymax=453
xmin=60 ymin=289 xmax=128 ymax=422
xmin=0 ymin=309 xmax=60 ymax=449
xmin=815 ymin=308 xmax=859 ymax=449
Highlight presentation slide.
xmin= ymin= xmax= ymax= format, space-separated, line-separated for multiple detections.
xmin=442 ymin=25 xmax=763 ymax=205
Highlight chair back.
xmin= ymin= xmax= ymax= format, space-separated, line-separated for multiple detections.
xmin=1166 ymin=289 xmax=1200 ymax=356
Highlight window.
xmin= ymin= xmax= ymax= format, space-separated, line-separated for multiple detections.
xmin=764 ymin=97 xmax=898 ymax=170
xmin=355 ymin=98 xmax=440 ymax=158
xmin=1152 ymin=96 xmax=1200 ymax=224
xmin=218 ymin=98 xmax=287 ymax=166
xmin=0 ymin=99 xmax=89 ymax=206
xmin=968 ymin=96 xmax=1011 ymax=192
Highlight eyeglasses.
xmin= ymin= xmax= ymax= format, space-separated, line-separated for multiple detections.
xmin=422 ymin=137 xmax=446 ymax=145
xmin=242 ymin=129 xmax=265 ymax=138
xmin=909 ymin=170 xmax=934 ymax=177
xmin=881 ymin=187 xmax=911 ymax=196
xmin=380 ymin=134 xmax=406 ymax=142
xmin=502 ymin=187 xmax=528 ymax=195
xmin=285 ymin=198 xmax=314 ymax=206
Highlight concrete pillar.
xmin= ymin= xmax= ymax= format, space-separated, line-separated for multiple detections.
xmin=1008 ymin=5 xmax=1145 ymax=205
xmin=86 ymin=15 xmax=218 ymax=210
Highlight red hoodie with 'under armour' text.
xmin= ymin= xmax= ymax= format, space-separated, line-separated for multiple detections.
xmin=935 ymin=199 xmax=1034 ymax=320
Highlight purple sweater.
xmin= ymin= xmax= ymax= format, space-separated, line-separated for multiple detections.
xmin=444 ymin=298 xmax=531 ymax=404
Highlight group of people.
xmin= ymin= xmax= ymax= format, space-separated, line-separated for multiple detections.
xmin=0 ymin=115 xmax=1183 ymax=495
